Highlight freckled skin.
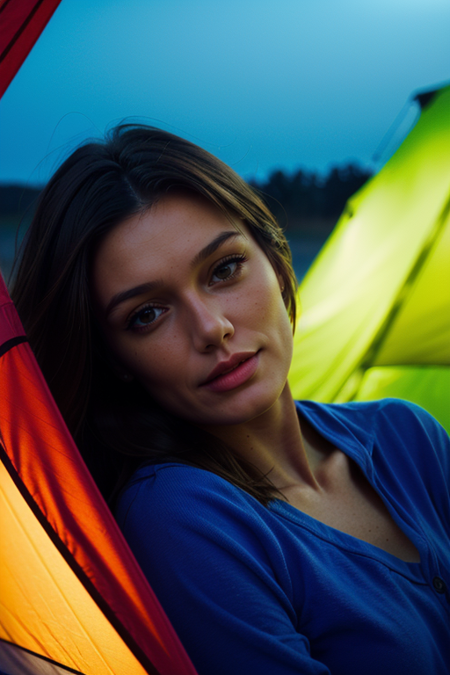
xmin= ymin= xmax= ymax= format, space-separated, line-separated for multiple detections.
xmin=91 ymin=195 xmax=422 ymax=564
xmin=91 ymin=193 xmax=294 ymax=429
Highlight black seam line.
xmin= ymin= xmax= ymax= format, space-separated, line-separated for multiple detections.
xmin=0 ymin=0 xmax=49 ymax=64
xmin=336 ymin=183 xmax=450 ymax=403
xmin=359 ymin=184 xmax=450 ymax=374
xmin=0 ymin=638 xmax=85 ymax=675
xmin=0 ymin=335 xmax=27 ymax=358
xmin=0 ymin=443 xmax=161 ymax=675
xmin=0 ymin=0 xmax=15 ymax=19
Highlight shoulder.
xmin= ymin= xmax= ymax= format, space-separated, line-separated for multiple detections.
xmin=117 ymin=461 xmax=257 ymax=522
xmin=298 ymin=397 xmax=449 ymax=478
xmin=343 ymin=398 xmax=449 ymax=460
xmin=299 ymin=398 xmax=449 ymax=530
xmin=115 ymin=462 xmax=281 ymax=564
xmin=299 ymin=396 xmax=444 ymax=429
xmin=298 ymin=397 xmax=448 ymax=447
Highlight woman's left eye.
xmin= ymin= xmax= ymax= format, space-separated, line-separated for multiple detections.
xmin=210 ymin=255 xmax=247 ymax=285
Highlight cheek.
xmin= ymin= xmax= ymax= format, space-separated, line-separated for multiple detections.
xmin=116 ymin=333 xmax=187 ymax=391
xmin=123 ymin=343 xmax=169 ymax=376
xmin=259 ymin=273 xmax=290 ymax=324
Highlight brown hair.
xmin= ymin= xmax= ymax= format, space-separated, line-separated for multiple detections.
xmin=12 ymin=124 xmax=297 ymax=504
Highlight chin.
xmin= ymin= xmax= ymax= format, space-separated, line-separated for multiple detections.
xmin=194 ymin=381 xmax=288 ymax=429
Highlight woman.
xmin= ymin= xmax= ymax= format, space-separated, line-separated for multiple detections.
xmin=12 ymin=125 xmax=449 ymax=675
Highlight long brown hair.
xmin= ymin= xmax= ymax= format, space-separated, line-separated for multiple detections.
xmin=12 ymin=125 xmax=297 ymax=504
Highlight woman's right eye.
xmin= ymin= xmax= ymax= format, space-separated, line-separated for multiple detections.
xmin=127 ymin=306 xmax=166 ymax=331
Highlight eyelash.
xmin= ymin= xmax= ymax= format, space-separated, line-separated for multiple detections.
xmin=126 ymin=253 xmax=248 ymax=333
xmin=126 ymin=305 xmax=166 ymax=333
xmin=210 ymin=254 xmax=247 ymax=285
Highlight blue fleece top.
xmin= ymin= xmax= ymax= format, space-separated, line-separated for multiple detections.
xmin=116 ymin=399 xmax=450 ymax=675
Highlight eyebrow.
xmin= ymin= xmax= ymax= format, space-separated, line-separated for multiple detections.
xmin=105 ymin=230 xmax=242 ymax=318
xmin=190 ymin=230 xmax=241 ymax=268
xmin=105 ymin=279 xmax=165 ymax=318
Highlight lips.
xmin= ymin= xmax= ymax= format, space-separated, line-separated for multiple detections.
xmin=200 ymin=351 xmax=260 ymax=393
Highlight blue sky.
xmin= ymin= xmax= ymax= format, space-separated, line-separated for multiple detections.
xmin=1 ymin=0 xmax=449 ymax=186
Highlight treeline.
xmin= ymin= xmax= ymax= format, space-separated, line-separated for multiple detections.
xmin=0 ymin=163 xmax=373 ymax=233
xmin=249 ymin=164 xmax=373 ymax=233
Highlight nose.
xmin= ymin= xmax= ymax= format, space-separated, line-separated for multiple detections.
xmin=186 ymin=293 xmax=234 ymax=352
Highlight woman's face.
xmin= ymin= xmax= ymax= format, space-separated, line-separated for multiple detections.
xmin=92 ymin=192 xmax=293 ymax=427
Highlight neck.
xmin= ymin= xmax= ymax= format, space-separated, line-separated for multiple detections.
xmin=201 ymin=385 xmax=319 ymax=491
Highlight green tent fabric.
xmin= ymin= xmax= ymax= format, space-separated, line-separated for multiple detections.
xmin=289 ymin=84 xmax=450 ymax=434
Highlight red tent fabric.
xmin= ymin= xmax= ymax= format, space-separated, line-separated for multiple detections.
xmin=0 ymin=0 xmax=62 ymax=98
xmin=0 ymin=273 xmax=198 ymax=674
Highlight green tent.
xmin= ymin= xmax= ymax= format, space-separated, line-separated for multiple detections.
xmin=289 ymin=84 xmax=450 ymax=434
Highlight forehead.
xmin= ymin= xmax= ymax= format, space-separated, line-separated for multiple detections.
xmin=91 ymin=192 xmax=248 ymax=298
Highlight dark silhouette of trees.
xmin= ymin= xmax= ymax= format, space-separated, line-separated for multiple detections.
xmin=0 ymin=163 xmax=372 ymax=237
xmin=0 ymin=166 xmax=372 ymax=281
xmin=249 ymin=164 xmax=373 ymax=233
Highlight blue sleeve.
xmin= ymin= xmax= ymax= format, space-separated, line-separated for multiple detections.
xmin=116 ymin=465 xmax=330 ymax=675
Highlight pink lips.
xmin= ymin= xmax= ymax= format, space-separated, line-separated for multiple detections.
xmin=201 ymin=352 xmax=259 ymax=393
